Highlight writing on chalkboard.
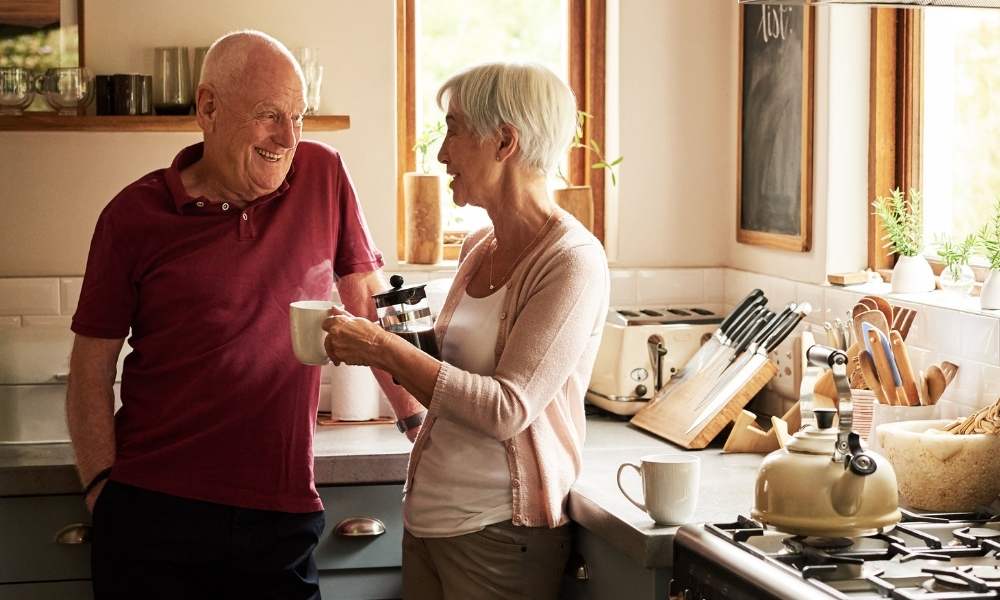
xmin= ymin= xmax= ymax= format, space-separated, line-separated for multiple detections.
xmin=757 ymin=6 xmax=794 ymax=43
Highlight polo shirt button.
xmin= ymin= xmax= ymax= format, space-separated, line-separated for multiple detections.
xmin=222 ymin=202 xmax=230 ymax=211
xmin=499 ymin=312 xmax=507 ymax=320
xmin=241 ymin=213 xmax=248 ymax=221
xmin=512 ymin=478 xmax=520 ymax=488
xmin=195 ymin=201 xmax=205 ymax=207
xmin=512 ymin=515 xmax=522 ymax=525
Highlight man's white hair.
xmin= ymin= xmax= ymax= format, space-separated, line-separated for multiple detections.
xmin=200 ymin=29 xmax=303 ymax=90
xmin=436 ymin=62 xmax=577 ymax=176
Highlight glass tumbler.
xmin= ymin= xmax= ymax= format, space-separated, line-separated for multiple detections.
xmin=294 ymin=47 xmax=323 ymax=115
xmin=36 ymin=67 xmax=95 ymax=116
xmin=153 ymin=47 xmax=192 ymax=115
xmin=0 ymin=67 xmax=35 ymax=115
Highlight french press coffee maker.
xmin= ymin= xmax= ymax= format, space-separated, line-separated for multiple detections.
xmin=372 ymin=275 xmax=440 ymax=359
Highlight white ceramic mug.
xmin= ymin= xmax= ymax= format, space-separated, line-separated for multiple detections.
xmin=617 ymin=454 xmax=700 ymax=525
xmin=290 ymin=300 xmax=336 ymax=365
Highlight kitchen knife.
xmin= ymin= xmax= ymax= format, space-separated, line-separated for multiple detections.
xmin=685 ymin=304 xmax=810 ymax=434
xmin=701 ymin=304 xmax=795 ymax=397
xmin=677 ymin=290 xmax=765 ymax=376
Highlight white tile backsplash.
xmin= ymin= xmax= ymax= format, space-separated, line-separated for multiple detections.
xmin=22 ymin=316 xmax=72 ymax=328
xmin=60 ymin=277 xmax=83 ymax=316
xmin=636 ymin=269 xmax=705 ymax=304
xmin=0 ymin=317 xmax=21 ymax=328
xmin=960 ymin=314 xmax=1000 ymax=366
xmin=609 ymin=269 xmax=637 ymax=305
xmin=703 ymin=268 xmax=725 ymax=302
xmin=0 ymin=278 xmax=60 ymax=316
xmin=794 ymin=283 xmax=826 ymax=325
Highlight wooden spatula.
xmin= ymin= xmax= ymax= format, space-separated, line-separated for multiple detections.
xmin=888 ymin=330 xmax=920 ymax=406
xmin=863 ymin=295 xmax=894 ymax=329
xmin=917 ymin=369 xmax=930 ymax=405
xmin=858 ymin=350 xmax=887 ymax=405
xmin=940 ymin=361 xmax=959 ymax=385
xmin=892 ymin=307 xmax=917 ymax=340
xmin=926 ymin=365 xmax=947 ymax=404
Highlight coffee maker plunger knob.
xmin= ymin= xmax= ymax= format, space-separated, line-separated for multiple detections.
xmin=389 ymin=274 xmax=404 ymax=289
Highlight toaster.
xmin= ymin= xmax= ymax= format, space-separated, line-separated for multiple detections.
xmin=586 ymin=305 xmax=723 ymax=415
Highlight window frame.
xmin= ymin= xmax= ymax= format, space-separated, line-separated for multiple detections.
xmin=868 ymin=8 xmax=990 ymax=283
xmin=395 ymin=0 xmax=607 ymax=262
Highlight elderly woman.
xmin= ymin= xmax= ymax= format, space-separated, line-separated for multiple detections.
xmin=322 ymin=62 xmax=609 ymax=600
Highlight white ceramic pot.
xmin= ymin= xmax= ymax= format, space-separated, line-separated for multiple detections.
xmin=891 ymin=255 xmax=936 ymax=294
xmin=982 ymin=269 xmax=1000 ymax=310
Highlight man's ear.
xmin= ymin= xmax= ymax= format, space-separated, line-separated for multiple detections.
xmin=195 ymin=85 xmax=218 ymax=133
xmin=497 ymin=123 xmax=519 ymax=162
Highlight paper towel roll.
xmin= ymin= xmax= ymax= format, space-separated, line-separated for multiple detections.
xmin=324 ymin=363 xmax=381 ymax=421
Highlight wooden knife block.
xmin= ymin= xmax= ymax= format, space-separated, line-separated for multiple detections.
xmin=630 ymin=358 xmax=778 ymax=449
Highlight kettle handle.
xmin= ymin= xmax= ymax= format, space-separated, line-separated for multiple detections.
xmin=616 ymin=463 xmax=647 ymax=512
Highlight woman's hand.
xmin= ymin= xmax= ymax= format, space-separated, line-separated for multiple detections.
xmin=322 ymin=306 xmax=389 ymax=368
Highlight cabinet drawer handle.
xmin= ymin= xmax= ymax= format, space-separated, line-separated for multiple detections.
xmin=55 ymin=523 xmax=92 ymax=545
xmin=334 ymin=517 xmax=386 ymax=537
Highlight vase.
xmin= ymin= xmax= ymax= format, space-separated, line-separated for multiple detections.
xmin=554 ymin=186 xmax=594 ymax=232
xmin=403 ymin=173 xmax=443 ymax=264
xmin=891 ymin=255 xmax=935 ymax=294
xmin=982 ymin=270 xmax=1000 ymax=310
xmin=939 ymin=264 xmax=975 ymax=296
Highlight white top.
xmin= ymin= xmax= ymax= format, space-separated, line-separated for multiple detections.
xmin=404 ymin=288 xmax=512 ymax=537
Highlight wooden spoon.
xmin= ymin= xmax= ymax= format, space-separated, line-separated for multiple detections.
xmin=863 ymin=295 xmax=894 ymax=331
xmin=917 ymin=369 xmax=930 ymax=405
xmin=940 ymin=361 xmax=959 ymax=385
xmin=859 ymin=350 xmax=888 ymax=405
xmin=858 ymin=298 xmax=879 ymax=313
xmin=926 ymin=365 xmax=947 ymax=404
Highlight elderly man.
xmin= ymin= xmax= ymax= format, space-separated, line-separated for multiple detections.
xmin=66 ymin=30 xmax=424 ymax=599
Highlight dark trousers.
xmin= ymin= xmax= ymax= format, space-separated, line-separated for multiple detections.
xmin=91 ymin=480 xmax=325 ymax=600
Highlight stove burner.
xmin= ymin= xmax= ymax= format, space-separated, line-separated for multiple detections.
xmin=967 ymin=528 xmax=1000 ymax=540
xmin=796 ymin=536 xmax=855 ymax=551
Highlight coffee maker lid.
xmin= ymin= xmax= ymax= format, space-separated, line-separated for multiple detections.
xmin=372 ymin=274 xmax=428 ymax=308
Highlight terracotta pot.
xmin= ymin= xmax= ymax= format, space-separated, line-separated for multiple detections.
xmin=403 ymin=173 xmax=443 ymax=264
xmin=554 ymin=186 xmax=593 ymax=232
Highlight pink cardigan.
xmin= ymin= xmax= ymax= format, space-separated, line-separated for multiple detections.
xmin=404 ymin=210 xmax=610 ymax=527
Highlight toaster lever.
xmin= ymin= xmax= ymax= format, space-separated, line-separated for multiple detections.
xmin=647 ymin=335 xmax=668 ymax=392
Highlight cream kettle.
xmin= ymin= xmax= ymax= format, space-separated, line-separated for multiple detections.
xmin=752 ymin=344 xmax=901 ymax=537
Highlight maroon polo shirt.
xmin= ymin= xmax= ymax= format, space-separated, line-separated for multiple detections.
xmin=72 ymin=141 xmax=383 ymax=513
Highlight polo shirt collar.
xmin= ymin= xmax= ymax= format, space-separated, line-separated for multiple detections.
xmin=164 ymin=142 xmax=296 ymax=214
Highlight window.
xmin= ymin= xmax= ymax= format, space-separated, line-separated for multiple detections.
xmin=396 ymin=0 xmax=606 ymax=261
xmin=869 ymin=8 xmax=1000 ymax=275
xmin=922 ymin=9 xmax=1000 ymax=264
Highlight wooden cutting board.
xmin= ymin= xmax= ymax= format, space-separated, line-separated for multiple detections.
xmin=630 ymin=358 xmax=778 ymax=449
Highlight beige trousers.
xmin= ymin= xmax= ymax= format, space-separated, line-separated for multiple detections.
xmin=402 ymin=521 xmax=571 ymax=600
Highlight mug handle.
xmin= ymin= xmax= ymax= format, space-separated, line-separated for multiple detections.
xmin=616 ymin=463 xmax=646 ymax=512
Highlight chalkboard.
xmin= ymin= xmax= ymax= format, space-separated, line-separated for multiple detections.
xmin=737 ymin=5 xmax=813 ymax=252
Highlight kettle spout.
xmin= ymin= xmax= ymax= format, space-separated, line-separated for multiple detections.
xmin=830 ymin=469 xmax=865 ymax=517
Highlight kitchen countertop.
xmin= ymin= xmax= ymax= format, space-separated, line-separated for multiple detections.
xmin=0 ymin=413 xmax=765 ymax=570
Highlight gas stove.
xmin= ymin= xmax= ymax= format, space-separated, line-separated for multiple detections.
xmin=671 ymin=508 xmax=1000 ymax=600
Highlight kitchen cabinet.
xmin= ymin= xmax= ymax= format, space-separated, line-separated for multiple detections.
xmin=0 ymin=484 xmax=404 ymax=600
xmin=560 ymin=525 xmax=670 ymax=600
xmin=0 ymin=493 xmax=93 ymax=600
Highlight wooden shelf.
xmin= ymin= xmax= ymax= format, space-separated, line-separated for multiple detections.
xmin=0 ymin=114 xmax=350 ymax=132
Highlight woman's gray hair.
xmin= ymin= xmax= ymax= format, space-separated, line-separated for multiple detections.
xmin=436 ymin=62 xmax=577 ymax=175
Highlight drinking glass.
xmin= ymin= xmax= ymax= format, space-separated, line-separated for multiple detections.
xmin=294 ymin=47 xmax=323 ymax=115
xmin=192 ymin=46 xmax=210 ymax=91
xmin=36 ymin=67 xmax=95 ymax=116
xmin=153 ymin=47 xmax=191 ymax=115
xmin=0 ymin=67 xmax=35 ymax=115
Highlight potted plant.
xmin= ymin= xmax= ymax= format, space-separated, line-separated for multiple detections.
xmin=935 ymin=234 xmax=977 ymax=295
xmin=555 ymin=111 xmax=622 ymax=232
xmin=872 ymin=188 xmax=935 ymax=293
xmin=403 ymin=120 xmax=446 ymax=264
xmin=977 ymin=198 xmax=1000 ymax=310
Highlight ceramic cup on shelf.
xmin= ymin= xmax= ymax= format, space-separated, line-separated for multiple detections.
xmin=617 ymin=454 xmax=700 ymax=525
xmin=0 ymin=67 xmax=36 ymax=115
xmin=289 ymin=300 xmax=337 ymax=366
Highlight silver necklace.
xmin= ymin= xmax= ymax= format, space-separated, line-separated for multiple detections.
xmin=487 ymin=211 xmax=556 ymax=290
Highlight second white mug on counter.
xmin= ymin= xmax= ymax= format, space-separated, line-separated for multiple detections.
xmin=289 ymin=300 xmax=337 ymax=365
xmin=617 ymin=454 xmax=700 ymax=525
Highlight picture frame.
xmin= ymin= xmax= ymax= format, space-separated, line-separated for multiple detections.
xmin=737 ymin=4 xmax=814 ymax=252
xmin=0 ymin=0 xmax=85 ymax=111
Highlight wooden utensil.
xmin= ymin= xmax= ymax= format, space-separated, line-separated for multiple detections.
xmin=892 ymin=307 xmax=917 ymax=341
xmin=846 ymin=341 xmax=865 ymax=388
xmin=863 ymin=295 xmax=894 ymax=330
xmin=859 ymin=350 xmax=888 ymax=405
xmin=888 ymin=330 xmax=920 ymax=406
xmin=858 ymin=298 xmax=879 ymax=312
xmin=926 ymin=365 xmax=947 ymax=405
xmin=917 ymin=369 xmax=930 ymax=405
xmin=865 ymin=327 xmax=902 ymax=405
xmin=856 ymin=309 xmax=890 ymax=338
xmin=940 ymin=361 xmax=959 ymax=385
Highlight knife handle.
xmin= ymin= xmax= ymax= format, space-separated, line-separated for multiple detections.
xmin=889 ymin=330 xmax=919 ymax=406
xmin=727 ymin=304 xmax=766 ymax=347
xmin=732 ymin=311 xmax=775 ymax=356
xmin=718 ymin=289 xmax=765 ymax=336
xmin=763 ymin=306 xmax=809 ymax=354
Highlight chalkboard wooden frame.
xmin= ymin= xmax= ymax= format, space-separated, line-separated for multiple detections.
xmin=737 ymin=5 xmax=814 ymax=252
